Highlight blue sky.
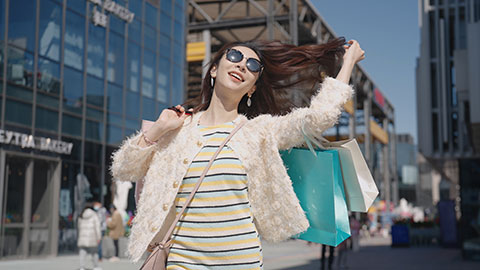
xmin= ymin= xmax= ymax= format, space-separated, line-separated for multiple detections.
xmin=312 ymin=0 xmax=420 ymax=144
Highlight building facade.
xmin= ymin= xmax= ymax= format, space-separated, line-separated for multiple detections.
xmin=0 ymin=0 xmax=186 ymax=259
xmin=416 ymin=0 xmax=480 ymax=258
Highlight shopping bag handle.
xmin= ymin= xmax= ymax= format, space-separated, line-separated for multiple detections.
xmin=301 ymin=122 xmax=329 ymax=156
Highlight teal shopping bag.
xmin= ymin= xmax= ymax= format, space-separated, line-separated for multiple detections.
xmin=281 ymin=148 xmax=351 ymax=247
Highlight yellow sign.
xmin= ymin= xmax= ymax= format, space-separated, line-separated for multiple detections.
xmin=187 ymin=42 xmax=206 ymax=62
xmin=370 ymin=120 xmax=389 ymax=144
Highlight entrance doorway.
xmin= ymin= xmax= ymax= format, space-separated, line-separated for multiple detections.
xmin=0 ymin=151 xmax=61 ymax=259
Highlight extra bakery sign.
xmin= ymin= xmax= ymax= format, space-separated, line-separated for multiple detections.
xmin=0 ymin=129 xmax=73 ymax=155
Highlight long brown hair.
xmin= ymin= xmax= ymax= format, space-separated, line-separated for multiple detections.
xmin=184 ymin=37 xmax=346 ymax=119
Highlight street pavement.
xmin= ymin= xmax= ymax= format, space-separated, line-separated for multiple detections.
xmin=1 ymin=235 xmax=479 ymax=270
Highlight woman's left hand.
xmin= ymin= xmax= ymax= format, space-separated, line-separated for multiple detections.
xmin=343 ymin=40 xmax=365 ymax=64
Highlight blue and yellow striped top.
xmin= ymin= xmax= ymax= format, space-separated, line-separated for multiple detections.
xmin=166 ymin=122 xmax=263 ymax=270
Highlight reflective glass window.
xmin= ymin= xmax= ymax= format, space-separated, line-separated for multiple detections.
xmin=107 ymin=124 xmax=123 ymax=145
xmin=86 ymin=75 xmax=104 ymax=107
xmin=161 ymin=0 xmax=172 ymax=13
xmin=172 ymin=64 xmax=183 ymax=104
xmin=37 ymin=92 xmax=59 ymax=109
xmin=60 ymin=138 xmax=81 ymax=162
xmin=175 ymin=0 xmax=184 ymax=9
xmin=86 ymin=120 xmax=103 ymax=141
xmin=107 ymin=32 xmax=124 ymax=85
xmin=7 ymin=46 xmax=34 ymax=88
xmin=125 ymin=117 xmax=139 ymax=130
xmin=107 ymin=83 xmax=123 ymax=114
xmin=62 ymin=113 xmax=82 ymax=136
xmin=65 ymin=10 xmax=85 ymax=70
xmin=144 ymin=26 xmax=156 ymax=51
xmin=173 ymin=21 xmax=183 ymax=43
xmin=142 ymin=50 xmax=155 ymax=98
xmin=159 ymin=34 xmax=171 ymax=58
xmin=110 ymin=14 xmax=125 ymax=35
xmin=174 ymin=3 xmax=184 ymax=23
xmin=6 ymin=83 xmax=33 ymax=101
xmin=129 ymin=0 xmax=143 ymax=20
xmin=35 ymin=107 xmax=58 ymax=132
xmin=128 ymin=19 xmax=141 ymax=42
xmin=84 ymin=142 xmax=102 ymax=165
xmin=173 ymin=41 xmax=183 ymax=65
xmin=127 ymin=42 xmax=140 ymax=92
xmin=6 ymin=99 xmax=32 ymax=126
xmin=87 ymin=24 xmax=105 ymax=77
xmin=63 ymin=67 xmax=84 ymax=115
xmin=39 ymin=0 xmax=62 ymax=61
xmin=157 ymin=57 xmax=169 ymax=103
xmin=38 ymin=57 xmax=61 ymax=95
xmin=107 ymin=112 xmax=123 ymax=126
xmin=142 ymin=97 xmax=156 ymax=120
xmin=125 ymin=90 xmax=140 ymax=119
xmin=125 ymin=128 xmax=136 ymax=137
xmin=160 ymin=14 xmax=171 ymax=36
xmin=87 ymin=106 xmax=104 ymax=122
xmin=67 ymin=0 xmax=86 ymax=15
xmin=146 ymin=2 xmax=158 ymax=27
xmin=8 ymin=0 xmax=36 ymax=51
xmin=0 ymin=0 xmax=5 ymax=43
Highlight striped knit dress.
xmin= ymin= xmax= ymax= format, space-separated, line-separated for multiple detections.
xmin=166 ymin=121 xmax=263 ymax=270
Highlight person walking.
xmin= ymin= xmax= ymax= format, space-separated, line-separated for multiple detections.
xmin=107 ymin=205 xmax=125 ymax=261
xmin=111 ymin=38 xmax=365 ymax=269
xmin=93 ymin=201 xmax=108 ymax=261
xmin=321 ymin=244 xmax=335 ymax=270
xmin=77 ymin=203 xmax=102 ymax=270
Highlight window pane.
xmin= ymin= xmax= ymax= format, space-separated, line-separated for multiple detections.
xmin=172 ymin=64 xmax=183 ymax=104
xmin=145 ymin=2 xmax=158 ymax=27
xmin=0 ymin=0 xmax=5 ymax=44
xmin=161 ymin=0 xmax=172 ymax=13
xmin=84 ymin=141 xmax=102 ymax=164
xmin=38 ymin=57 xmax=61 ymax=95
xmin=39 ymin=0 xmax=62 ymax=61
xmin=63 ymin=67 xmax=84 ymax=115
xmin=87 ymin=24 xmax=105 ymax=77
xmin=128 ymin=19 xmax=141 ymax=42
xmin=142 ymin=97 xmax=156 ymax=120
xmin=157 ymin=57 xmax=169 ymax=103
xmin=174 ymin=3 xmax=184 ymax=23
xmin=86 ymin=120 xmax=103 ymax=141
xmin=129 ymin=0 xmax=143 ymax=20
xmin=86 ymin=75 xmax=104 ymax=107
xmin=173 ymin=41 xmax=183 ymax=65
xmin=107 ymin=124 xmax=123 ymax=145
xmin=37 ymin=92 xmax=59 ymax=109
xmin=160 ymin=13 xmax=171 ymax=36
xmin=65 ymin=10 xmax=85 ymax=70
xmin=87 ymin=106 xmax=103 ymax=122
xmin=142 ymin=50 xmax=155 ymax=98
xmin=35 ymin=107 xmax=58 ymax=132
xmin=67 ymin=0 xmax=86 ymax=15
xmin=107 ymin=32 xmax=124 ymax=85
xmin=173 ymin=21 xmax=183 ymax=43
xmin=127 ymin=42 xmax=140 ymax=92
xmin=125 ymin=117 xmax=139 ymax=130
xmin=6 ymin=99 xmax=32 ymax=126
xmin=107 ymin=83 xmax=123 ymax=114
xmin=107 ymin=112 xmax=122 ymax=126
xmin=8 ymin=0 xmax=36 ymax=51
xmin=7 ymin=46 xmax=34 ymax=88
xmin=125 ymin=90 xmax=139 ymax=119
xmin=7 ymin=83 xmax=33 ymax=102
xmin=62 ymin=113 xmax=82 ymax=136
xmin=110 ymin=14 xmax=125 ymax=35
xmin=144 ymin=26 xmax=156 ymax=51
xmin=159 ymin=34 xmax=171 ymax=58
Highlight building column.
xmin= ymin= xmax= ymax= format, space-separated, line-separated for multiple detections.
xmin=363 ymin=87 xmax=372 ymax=169
xmin=391 ymin=121 xmax=399 ymax=205
xmin=432 ymin=169 xmax=441 ymax=205
xmin=383 ymin=118 xmax=391 ymax=212
xmin=202 ymin=30 xmax=211 ymax=79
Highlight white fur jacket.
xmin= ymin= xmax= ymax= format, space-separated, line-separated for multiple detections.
xmin=110 ymin=77 xmax=354 ymax=262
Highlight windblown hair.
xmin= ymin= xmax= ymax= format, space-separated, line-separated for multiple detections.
xmin=184 ymin=37 xmax=346 ymax=119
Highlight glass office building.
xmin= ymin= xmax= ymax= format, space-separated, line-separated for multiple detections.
xmin=0 ymin=0 xmax=186 ymax=258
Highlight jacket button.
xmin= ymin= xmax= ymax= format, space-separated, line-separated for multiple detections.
xmin=197 ymin=141 xmax=202 ymax=147
xmin=162 ymin=203 xmax=169 ymax=211
xmin=151 ymin=226 xmax=158 ymax=232
xmin=183 ymin=158 xmax=189 ymax=164
xmin=173 ymin=181 xmax=179 ymax=188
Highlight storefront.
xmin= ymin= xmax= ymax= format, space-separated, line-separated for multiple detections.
xmin=0 ymin=0 xmax=186 ymax=259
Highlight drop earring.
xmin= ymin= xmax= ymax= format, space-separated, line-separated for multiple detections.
xmin=247 ymin=94 xmax=252 ymax=107
xmin=210 ymin=77 xmax=214 ymax=88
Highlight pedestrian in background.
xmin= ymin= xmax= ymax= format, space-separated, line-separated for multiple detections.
xmin=336 ymin=239 xmax=349 ymax=269
xmin=107 ymin=204 xmax=124 ymax=261
xmin=77 ymin=203 xmax=102 ymax=270
xmin=93 ymin=201 xmax=108 ymax=261
xmin=321 ymin=244 xmax=335 ymax=270
xmin=350 ymin=215 xmax=361 ymax=252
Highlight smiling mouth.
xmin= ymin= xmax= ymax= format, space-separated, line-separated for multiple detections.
xmin=228 ymin=72 xmax=244 ymax=82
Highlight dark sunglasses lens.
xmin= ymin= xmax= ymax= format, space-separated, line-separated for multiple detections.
xmin=246 ymin=59 xmax=262 ymax=72
xmin=227 ymin=49 xmax=242 ymax=63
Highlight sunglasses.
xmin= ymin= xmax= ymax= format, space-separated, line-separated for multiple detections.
xmin=226 ymin=48 xmax=263 ymax=73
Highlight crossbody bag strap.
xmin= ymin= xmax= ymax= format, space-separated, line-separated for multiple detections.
xmin=158 ymin=120 xmax=247 ymax=247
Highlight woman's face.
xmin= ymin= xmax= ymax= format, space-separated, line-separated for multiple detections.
xmin=210 ymin=46 xmax=261 ymax=100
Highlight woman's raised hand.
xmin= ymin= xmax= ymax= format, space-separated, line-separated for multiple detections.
xmin=156 ymin=105 xmax=190 ymax=131
xmin=343 ymin=40 xmax=365 ymax=64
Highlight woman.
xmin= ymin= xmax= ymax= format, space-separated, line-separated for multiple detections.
xmin=77 ymin=203 xmax=102 ymax=270
xmin=111 ymin=38 xmax=364 ymax=269
xmin=107 ymin=204 xmax=125 ymax=261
